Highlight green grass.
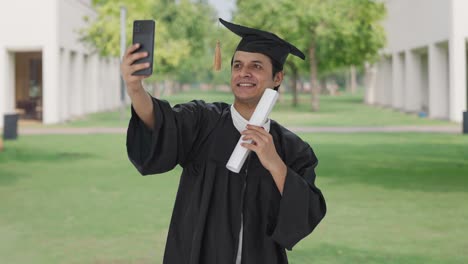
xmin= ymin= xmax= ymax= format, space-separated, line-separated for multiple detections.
xmin=1 ymin=133 xmax=467 ymax=263
xmin=26 ymin=89 xmax=457 ymax=128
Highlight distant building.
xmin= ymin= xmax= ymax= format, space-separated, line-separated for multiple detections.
xmin=0 ymin=0 xmax=120 ymax=127
xmin=366 ymin=0 xmax=468 ymax=122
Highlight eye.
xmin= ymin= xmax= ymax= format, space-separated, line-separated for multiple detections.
xmin=232 ymin=63 xmax=241 ymax=69
xmin=254 ymin=63 xmax=263 ymax=69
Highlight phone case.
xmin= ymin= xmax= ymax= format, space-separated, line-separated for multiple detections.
xmin=132 ymin=20 xmax=155 ymax=76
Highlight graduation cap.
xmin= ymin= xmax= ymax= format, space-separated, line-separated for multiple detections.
xmin=218 ymin=18 xmax=305 ymax=71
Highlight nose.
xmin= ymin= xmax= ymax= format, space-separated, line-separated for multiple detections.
xmin=240 ymin=67 xmax=252 ymax=78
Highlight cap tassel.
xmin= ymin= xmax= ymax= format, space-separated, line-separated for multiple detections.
xmin=213 ymin=40 xmax=221 ymax=71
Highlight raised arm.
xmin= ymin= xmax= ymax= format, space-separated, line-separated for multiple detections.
xmin=120 ymin=43 xmax=154 ymax=129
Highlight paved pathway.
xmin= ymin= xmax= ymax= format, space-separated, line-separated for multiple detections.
xmin=18 ymin=125 xmax=462 ymax=135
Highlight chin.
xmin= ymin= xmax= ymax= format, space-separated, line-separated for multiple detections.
xmin=233 ymin=89 xmax=254 ymax=100
xmin=234 ymin=93 xmax=261 ymax=106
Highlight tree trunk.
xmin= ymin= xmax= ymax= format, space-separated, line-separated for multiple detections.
xmin=309 ymin=42 xmax=320 ymax=111
xmin=174 ymin=82 xmax=181 ymax=94
xmin=345 ymin=70 xmax=351 ymax=93
xmin=287 ymin=62 xmax=299 ymax=107
xmin=350 ymin=65 xmax=357 ymax=94
xmin=165 ymin=80 xmax=173 ymax=96
xmin=152 ymin=82 xmax=160 ymax=97
xmin=298 ymin=79 xmax=304 ymax=93
xmin=320 ymin=78 xmax=327 ymax=95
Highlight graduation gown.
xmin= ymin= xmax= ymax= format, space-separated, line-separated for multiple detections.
xmin=127 ymin=98 xmax=326 ymax=264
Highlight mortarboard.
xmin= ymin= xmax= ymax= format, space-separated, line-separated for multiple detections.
xmin=219 ymin=18 xmax=305 ymax=70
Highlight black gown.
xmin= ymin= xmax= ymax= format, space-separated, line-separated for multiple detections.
xmin=126 ymin=97 xmax=326 ymax=264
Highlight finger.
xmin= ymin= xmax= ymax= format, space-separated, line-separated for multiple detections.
xmin=125 ymin=43 xmax=140 ymax=57
xmin=124 ymin=52 xmax=148 ymax=66
xmin=241 ymin=128 xmax=266 ymax=135
xmin=242 ymin=131 xmax=269 ymax=144
xmin=246 ymin=125 xmax=269 ymax=135
xmin=246 ymin=124 xmax=263 ymax=129
xmin=128 ymin=62 xmax=150 ymax=73
xmin=129 ymin=51 xmax=148 ymax=63
xmin=241 ymin=142 xmax=258 ymax=152
xmin=123 ymin=61 xmax=150 ymax=72
xmin=121 ymin=63 xmax=150 ymax=81
xmin=243 ymin=134 xmax=265 ymax=146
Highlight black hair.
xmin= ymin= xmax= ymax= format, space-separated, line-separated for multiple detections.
xmin=271 ymin=60 xmax=282 ymax=91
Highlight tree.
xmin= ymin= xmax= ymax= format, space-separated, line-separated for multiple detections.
xmin=234 ymin=0 xmax=386 ymax=110
xmin=293 ymin=0 xmax=386 ymax=110
xmin=81 ymin=0 xmax=219 ymax=88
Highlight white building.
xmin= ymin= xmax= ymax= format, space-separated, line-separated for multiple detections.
xmin=366 ymin=0 xmax=468 ymax=122
xmin=0 ymin=0 xmax=121 ymax=127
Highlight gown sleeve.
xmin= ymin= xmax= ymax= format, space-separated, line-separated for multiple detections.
xmin=270 ymin=137 xmax=327 ymax=250
xmin=126 ymin=96 xmax=216 ymax=175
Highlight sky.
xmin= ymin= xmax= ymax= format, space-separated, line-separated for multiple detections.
xmin=207 ymin=0 xmax=235 ymax=20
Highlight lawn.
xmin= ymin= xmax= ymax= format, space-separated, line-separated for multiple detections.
xmin=27 ymin=89 xmax=458 ymax=128
xmin=1 ymin=133 xmax=467 ymax=263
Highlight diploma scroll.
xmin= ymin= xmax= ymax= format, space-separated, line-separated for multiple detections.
xmin=226 ymin=88 xmax=279 ymax=173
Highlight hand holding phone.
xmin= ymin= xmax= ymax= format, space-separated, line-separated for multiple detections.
xmin=132 ymin=20 xmax=155 ymax=76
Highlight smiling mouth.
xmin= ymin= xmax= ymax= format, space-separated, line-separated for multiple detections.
xmin=237 ymin=83 xmax=256 ymax=87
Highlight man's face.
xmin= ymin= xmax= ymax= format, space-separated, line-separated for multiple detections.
xmin=230 ymin=51 xmax=282 ymax=106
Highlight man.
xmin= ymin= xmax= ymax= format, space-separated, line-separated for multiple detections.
xmin=122 ymin=18 xmax=326 ymax=264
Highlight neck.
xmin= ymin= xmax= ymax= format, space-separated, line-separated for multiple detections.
xmin=233 ymin=101 xmax=257 ymax=120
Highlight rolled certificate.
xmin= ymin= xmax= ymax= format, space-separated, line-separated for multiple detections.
xmin=226 ymin=88 xmax=279 ymax=173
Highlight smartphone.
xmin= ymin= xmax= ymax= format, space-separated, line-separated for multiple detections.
xmin=132 ymin=20 xmax=155 ymax=76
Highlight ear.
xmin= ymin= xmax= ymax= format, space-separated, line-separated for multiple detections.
xmin=274 ymin=71 xmax=284 ymax=87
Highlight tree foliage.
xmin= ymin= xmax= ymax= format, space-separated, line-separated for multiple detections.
xmin=81 ymin=0 xmax=219 ymax=83
xmin=82 ymin=0 xmax=386 ymax=99
xmin=234 ymin=0 xmax=386 ymax=109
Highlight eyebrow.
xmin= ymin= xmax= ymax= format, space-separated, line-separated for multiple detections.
xmin=233 ymin=60 xmax=264 ymax=64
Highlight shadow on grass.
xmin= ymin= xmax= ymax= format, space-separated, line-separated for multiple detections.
xmin=289 ymin=243 xmax=458 ymax=264
xmin=317 ymin=142 xmax=468 ymax=193
xmin=0 ymin=168 xmax=26 ymax=185
xmin=0 ymin=145 xmax=96 ymax=185
xmin=0 ymin=147 xmax=96 ymax=163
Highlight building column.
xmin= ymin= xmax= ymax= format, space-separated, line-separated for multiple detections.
xmin=88 ymin=54 xmax=99 ymax=113
xmin=112 ymin=58 xmax=121 ymax=109
xmin=0 ymin=49 xmax=15 ymax=127
xmin=104 ymin=58 xmax=112 ymax=110
xmin=68 ymin=51 xmax=78 ymax=117
xmin=375 ymin=59 xmax=385 ymax=105
xmin=82 ymin=54 xmax=90 ymax=114
xmin=0 ymin=48 xmax=5 ymax=127
xmin=75 ymin=52 xmax=84 ymax=116
xmin=420 ymin=52 xmax=429 ymax=113
xmin=429 ymin=43 xmax=449 ymax=119
xmin=59 ymin=48 xmax=69 ymax=121
xmin=364 ymin=62 xmax=377 ymax=105
xmin=43 ymin=46 xmax=60 ymax=124
xmin=392 ymin=52 xmax=405 ymax=109
xmin=404 ymin=50 xmax=421 ymax=112
xmin=449 ymin=0 xmax=468 ymax=122
xmin=383 ymin=57 xmax=393 ymax=107
xmin=448 ymin=37 xmax=467 ymax=122
xmin=374 ymin=57 xmax=392 ymax=107
xmin=42 ymin=0 xmax=59 ymax=125
xmin=101 ymin=58 xmax=110 ymax=111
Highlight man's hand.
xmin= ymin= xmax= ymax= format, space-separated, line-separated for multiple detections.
xmin=241 ymin=124 xmax=287 ymax=193
xmin=120 ymin=43 xmax=155 ymax=129
xmin=120 ymin=43 xmax=151 ymax=93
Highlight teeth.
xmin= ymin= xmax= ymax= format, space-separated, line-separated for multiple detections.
xmin=238 ymin=83 xmax=255 ymax=87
